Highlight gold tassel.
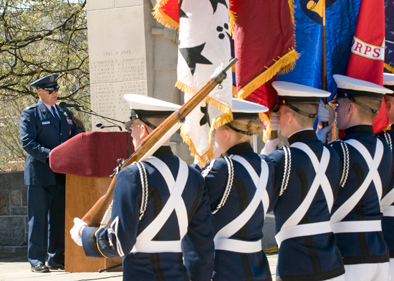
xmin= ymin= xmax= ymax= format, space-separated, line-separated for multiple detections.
xmin=385 ymin=63 xmax=394 ymax=74
xmin=235 ymin=48 xmax=300 ymax=100
xmin=152 ymin=0 xmax=179 ymax=30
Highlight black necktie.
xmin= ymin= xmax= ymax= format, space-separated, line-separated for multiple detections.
xmin=51 ymin=106 xmax=60 ymax=124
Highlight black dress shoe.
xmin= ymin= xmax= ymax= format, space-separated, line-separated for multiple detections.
xmin=31 ymin=263 xmax=50 ymax=273
xmin=48 ymin=264 xmax=64 ymax=270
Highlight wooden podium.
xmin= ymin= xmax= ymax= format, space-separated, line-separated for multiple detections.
xmin=50 ymin=131 xmax=133 ymax=272
xmin=64 ymin=176 xmax=123 ymax=272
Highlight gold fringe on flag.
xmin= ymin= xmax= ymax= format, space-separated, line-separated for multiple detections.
xmin=176 ymin=81 xmax=233 ymax=116
xmin=180 ymin=125 xmax=214 ymax=166
xmin=206 ymin=97 xmax=232 ymax=115
xmin=152 ymin=0 xmax=179 ymax=30
xmin=288 ymin=0 xmax=295 ymax=26
xmin=177 ymin=80 xmax=234 ymax=166
xmin=228 ymin=0 xmax=237 ymax=37
xmin=385 ymin=63 xmax=394 ymax=74
xmin=235 ymin=48 xmax=299 ymax=101
xmin=175 ymin=80 xmax=197 ymax=95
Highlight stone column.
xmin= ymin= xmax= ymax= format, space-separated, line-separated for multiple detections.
xmin=87 ymin=0 xmax=180 ymax=129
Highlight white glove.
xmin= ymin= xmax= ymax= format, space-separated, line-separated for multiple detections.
xmin=261 ymin=137 xmax=284 ymax=155
xmin=316 ymin=126 xmax=333 ymax=144
xmin=317 ymin=101 xmax=335 ymax=125
xmin=70 ymin=217 xmax=87 ymax=246
xmin=269 ymin=112 xmax=280 ymax=132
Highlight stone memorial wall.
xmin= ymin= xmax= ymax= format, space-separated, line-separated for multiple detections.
xmin=87 ymin=0 xmax=180 ymax=129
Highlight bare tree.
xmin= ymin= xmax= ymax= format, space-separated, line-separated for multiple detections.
xmin=0 ymin=0 xmax=90 ymax=171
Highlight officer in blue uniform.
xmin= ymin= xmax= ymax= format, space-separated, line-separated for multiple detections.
xmin=376 ymin=73 xmax=394 ymax=278
xmin=19 ymin=74 xmax=79 ymax=272
xmin=262 ymin=82 xmax=345 ymax=281
xmin=325 ymin=75 xmax=393 ymax=280
xmin=201 ymin=98 xmax=274 ymax=281
xmin=70 ymin=94 xmax=214 ymax=281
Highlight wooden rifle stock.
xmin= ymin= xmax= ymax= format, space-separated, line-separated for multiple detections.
xmin=82 ymin=58 xmax=238 ymax=226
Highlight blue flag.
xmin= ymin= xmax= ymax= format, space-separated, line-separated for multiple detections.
xmin=279 ymin=0 xmax=361 ymax=97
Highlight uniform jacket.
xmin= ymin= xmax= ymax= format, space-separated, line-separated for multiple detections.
xmin=202 ymin=142 xmax=274 ymax=281
xmin=81 ymin=146 xmax=214 ymax=281
xmin=20 ymin=100 xmax=78 ymax=186
xmin=266 ymin=130 xmax=345 ymax=281
xmin=330 ymin=125 xmax=391 ymax=265
xmin=377 ymin=127 xmax=394 ymax=258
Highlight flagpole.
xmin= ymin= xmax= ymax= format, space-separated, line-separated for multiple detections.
xmin=321 ymin=0 xmax=329 ymax=129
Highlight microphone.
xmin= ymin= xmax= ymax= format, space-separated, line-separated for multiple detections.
xmin=96 ymin=123 xmax=123 ymax=131
xmin=59 ymin=102 xmax=83 ymax=109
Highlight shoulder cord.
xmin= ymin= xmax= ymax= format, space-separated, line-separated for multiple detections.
xmin=279 ymin=146 xmax=291 ymax=196
xmin=384 ymin=131 xmax=393 ymax=151
xmin=136 ymin=162 xmax=149 ymax=220
xmin=338 ymin=141 xmax=350 ymax=188
xmin=212 ymin=156 xmax=234 ymax=214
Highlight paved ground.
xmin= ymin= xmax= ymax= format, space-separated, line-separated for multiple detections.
xmin=0 ymin=252 xmax=278 ymax=280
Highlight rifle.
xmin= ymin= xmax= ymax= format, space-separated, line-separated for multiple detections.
xmin=82 ymin=58 xmax=237 ymax=226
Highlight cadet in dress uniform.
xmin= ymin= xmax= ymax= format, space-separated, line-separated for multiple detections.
xmin=19 ymin=74 xmax=79 ymax=272
xmin=375 ymin=73 xmax=394 ymax=278
xmin=262 ymin=82 xmax=345 ymax=281
xmin=201 ymin=98 xmax=274 ymax=281
xmin=70 ymin=94 xmax=214 ymax=281
xmin=326 ymin=75 xmax=393 ymax=280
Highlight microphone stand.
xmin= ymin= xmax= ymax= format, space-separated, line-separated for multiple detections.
xmin=67 ymin=105 xmax=131 ymax=157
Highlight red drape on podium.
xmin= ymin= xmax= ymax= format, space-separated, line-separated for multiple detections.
xmin=49 ymin=131 xmax=132 ymax=178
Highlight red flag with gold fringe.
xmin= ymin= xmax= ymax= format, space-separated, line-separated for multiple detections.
xmin=346 ymin=0 xmax=387 ymax=133
xmin=152 ymin=0 xmax=179 ymax=30
xmin=230 ymin=0 xmax=298 ymax=139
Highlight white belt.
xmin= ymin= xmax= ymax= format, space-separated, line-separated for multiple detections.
xmin=214 ymin=238 xmax=262 ymax=253
xmin=381 ymin=205 xmax=394 ymax=217
xmin=331 ymin=220 xmax=382 ymax=234
xmin=131 ymin=241 xmax=182 ymax=253
xmin=275 ymin=221 xmax=332 ymax=247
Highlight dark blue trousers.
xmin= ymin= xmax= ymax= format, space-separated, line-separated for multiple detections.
xmin=27 ymin=185 xmax=65 ymax=267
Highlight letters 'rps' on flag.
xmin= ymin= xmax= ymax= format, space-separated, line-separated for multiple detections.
xmin=179 ymin=0 xmax=234 ymax=165
xmin=385 ymin=0 xmax=394 ymax=73
xmin=346 ymin=0 xmax=387 ymax=133
xmin=230 ymin=0 xmax=298 ymax=139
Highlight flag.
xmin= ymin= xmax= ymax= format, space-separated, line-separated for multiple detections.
xmin=385 ymin=0 xmax=394 ymax=73
xmin=279 ymin=0 xmax=361 ymax=95
xmin=152 ymin=0 xmax=179 ymax=30
xmin=176 ymin=0 xmax=233 ymax=165
xmin=230 ymin=0 xmax=298 ymax=139
xmin=346 ymin=0 xmax=387 ymax=133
